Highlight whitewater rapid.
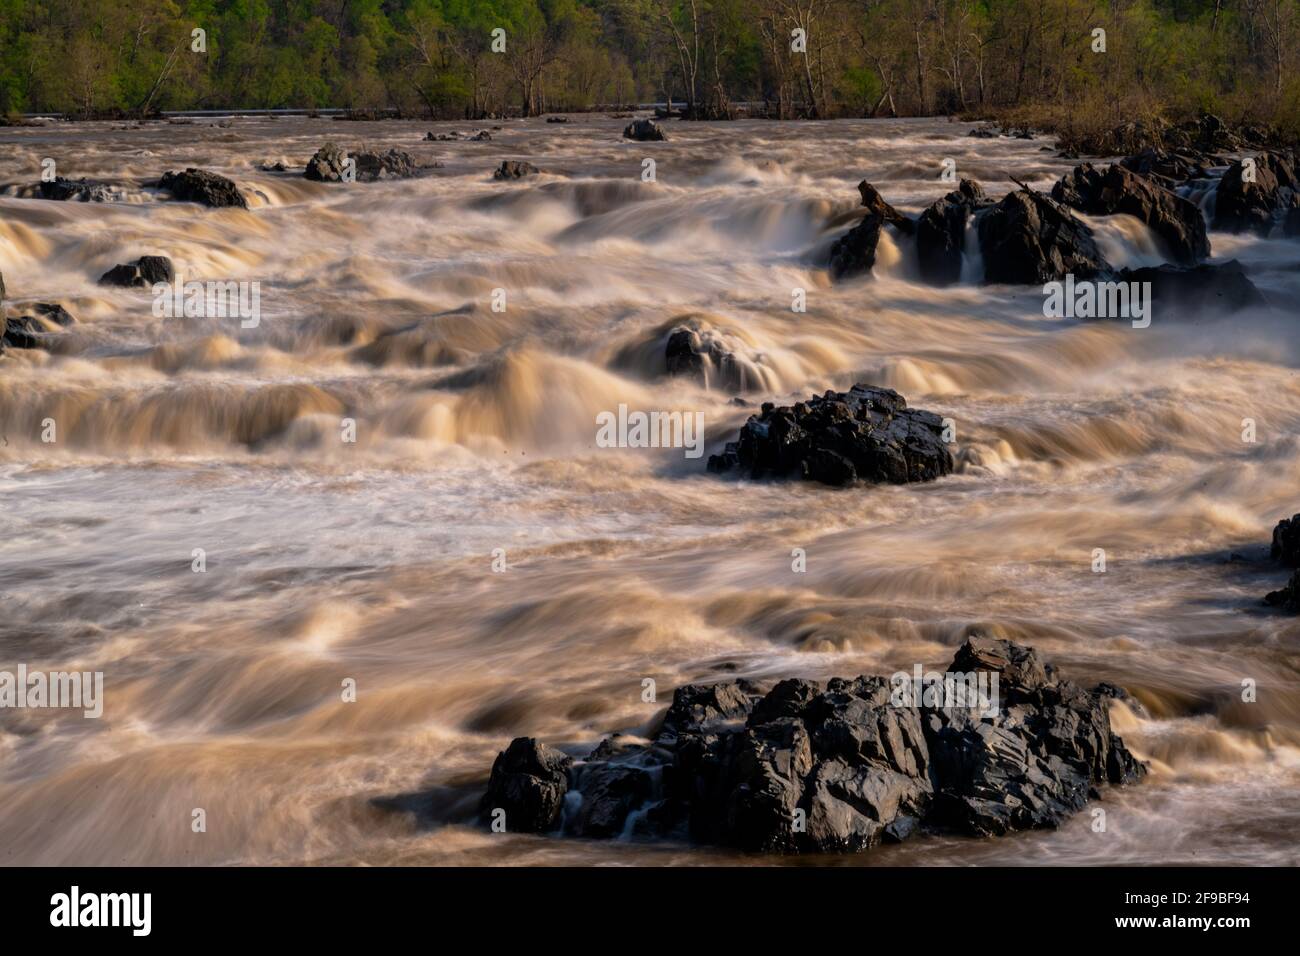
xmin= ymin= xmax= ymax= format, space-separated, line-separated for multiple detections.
xmin=1 ymin=115 xmax=1298 ymax=865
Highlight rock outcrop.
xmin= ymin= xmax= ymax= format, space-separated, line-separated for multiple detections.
xmin=706 ymin=383 xmax=953 ymax=487
xmin=473 ymin=637 xmax=1146 ymax=852
xmin=304 ymin=144 xmax=422 ymax=182
xmin=978 ymin=186 xmax=1108 ymax=284
xmin=493 ymin=160 xmax=540 ymax=180
xmin=1051 ymin=163 xmax=1209 ymax=265
xmin=1272 ymin=514 xmax=1300 ymax=567
xmin=916 ymin=179 xmax=990 ymax=285
xmin=623 ymin=119 xmax=667 ymax=142
xmin=157 ymin=168 xmax=248 ymax=208
xmin=37 ymin=177 xmax=121 ymax=202
xmin=1213 ymin=153 xmax=1299 ymax=236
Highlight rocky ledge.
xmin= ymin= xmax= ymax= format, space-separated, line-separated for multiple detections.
xmin=477 ymin=637 xmax=1146 ymax=852
xmin=707 ymin=383 xmax=953 ymax=487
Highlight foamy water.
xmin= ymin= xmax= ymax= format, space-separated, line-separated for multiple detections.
xmin=1 ymin=115 xmax=1298 ymax=866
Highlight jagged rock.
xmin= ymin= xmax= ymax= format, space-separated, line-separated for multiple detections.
xmin=98 ymin=256 xmax=174 ymax=288
xmin=477 ymin=737 xmax=571 ymax=832
xmin=916 ymin=179 xmax=990 ymax=285
xmin=1052 ymin=163 xmax=1209 ymax=265
xmin=1120 ymin=260 xmax=1265 ymax=313
xmin=425 ymin=129 xmax=491 ymax=141
xmin=706 ymin=383 xmax=953 ymax=487
xmin=1120 ymin=147 xmax=1214 ymax=188
xmin=493 ymin=160 xmax=540 ymax=180
xmin=623 ymin=119 xmax=667 ymax=142
xmin=1214 ymin=153 xmax=1299 ymax=236
xmin=1272 ymin=515 xmax=1300 ymax=567
xmin=475 ymin=638 xmax=1145 ymax=854
xmin=978 ymin=187 xmax=1108 ymax=284
xmin=857 ymin=180 xmax=913 ymax=234
xmin=37 ymin=177 xmax=119 ymax=202
xmin=1265 ymin=571 xmax=1300 ymax=612
xmin=157 ymin=168 xmax=248 ymax=208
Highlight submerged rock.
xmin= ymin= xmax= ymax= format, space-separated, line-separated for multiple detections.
xmin=98 ymin=256 xmax=174 ymax=288
xmin=706 ymin=383 xmax=953 ymax=487
xmin=37 ymin=177 xmax=121 ymax=202
xmin=473 ymin=637 xmax=1145 ymax=852
xmin=916 ymin=179 xmax=990 ymax=285
xmin=1265 ymin=571 xmax=1300 ymax=612
xmin=1051 ymin=163 xmax=1209 ymax=265
xmin=1272 ymin=515 xmax=1300 ymax=567
xmin=623 ymin=119 xmax=667 ymax=142
xmin=978 ymin=186 xmax=1108 ymax=284
xmin=157 ymin=168 xmax=248 ymax=208
xmin=425 ymin=129 xmax=491 ymax=141
xmin=1120 ymin=260 xmax=1265 ymax=313
xmin=493 ymin=160 xmax=540 ymax=180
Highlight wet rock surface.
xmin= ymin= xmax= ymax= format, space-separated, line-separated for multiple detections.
xmin=1273 ymin=514 xmax=1300 ymax=567
xmin=1051 ymin=163 xmax=1209 ymax=264
xmin=157 ymin=167 xmax=248 ymax=208
xmin=473 ymin=638 xmax=1145 ymax=852
xmin=305 ymin=143 xmax=422 ymax=182
xmin=37 ymin=176 xmax=121 ymax=202
xmin=1213 ymin=153 xmax=1299 ymax=236
xmin=978 ymin=186 xmax=1108 ymax=284
xmin=706 ymin=384 xmax=953 ymax=487
xmin=916 ymin=179 xmax=990 ymax=285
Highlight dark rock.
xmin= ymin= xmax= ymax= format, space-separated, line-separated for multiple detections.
xmin=1051 ymin=163 xmax=1209 ymax=265
xmin=1272 ymin=515 xmax=1300 ymax=567
xmin=478 ymin=737 xmax=571 ymax=832
xmin=664 ymin=324 xmax=741 ymax=388
xmin=916 ymin=179 xmax=990 ymax=285
xmin=475 ymin=638 xmax=1145 ymax=854
xmin=828 ymin=214 xmax=886 ymax=280
xmin=98 ymin=256 xmax=175 ymax=288
xmin=157 ymin=168 xmax=248 ymax=208
xmin=37 ymin=177 xmax=119 ymax=202
xmin=1119 ymin=260 xmax=1265 ymax=314
xmin=1265 ymin=571 xmax=1300 ymax=612
xmin=305 ymin=144 xmax=422 ymax=182
xmin=493 ymin=160 xmax=540 ymax=180
xmin=706 ymin=383 xmax=953 ymax=487
xmin=857 ymin=180 xmax=913 ymax=234
xmin=978 ymin=187 xmax=1109 ymax=285
xmin=546 ymin=116 xmax=569 ymax=124
xmin=1214 ymin=154 xmax=1299 ymax=236
xmin=2 ymin=316 xmax=43 ymax=350
xmin=425 ymin=129 xmax=491 ymax=141
xmin=1120 ymin=147 xmax=1213 ymax=188
xmin=623 ymin=119 xmax=667 ymax=142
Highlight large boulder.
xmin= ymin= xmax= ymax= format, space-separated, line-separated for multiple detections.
xmin=1272 ymin=515 xmax=1300 ymax=567
xmin=623 ymin=119 xmax=667 ymax=142
xmin=857 ymin=180 xmax=913 ymax=234
xmin=493 ymin=160 xmax=540 ymax=180
xmin=477 ymin=737 xmax=571 ymax=832
xmin=1213 ymin=153 xmax=1299 ymax=236
xmin=978 ymin=187 xmax=1109 ymax=285
xmin=706 ymin=383 xmax=953 ymax=487
xmin=916 ymin=179 xmax=991 ymax=285
xmin=157 ymin=168 xmax=247 ymax=208
xmin=1052 ymin=163 xmax=1209 ymax=265
xmin=1120 ymin=147 xmax=1215 ymax=189
xmin=476 ymin=638 xmax=1145 ymax=853
xmin=1119 ymin=260 xmax=1265 ymax=314
xmin=828 ymin=214 xmax=886 ymax=280
xmin=304 ymin=144 xmax=421 ymax=182
xmin=98 ymin=256 xmax=175 ymax=288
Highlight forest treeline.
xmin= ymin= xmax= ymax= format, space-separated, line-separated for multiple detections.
xmin=0 ymin=0 xmax=1297 ymax=135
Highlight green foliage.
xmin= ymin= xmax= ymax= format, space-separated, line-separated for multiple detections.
xmin=0 ymin=0 xmax=1294 ymax=127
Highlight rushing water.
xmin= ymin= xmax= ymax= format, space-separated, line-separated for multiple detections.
xmin=1 ymin=115 xmax=1298 ymax=866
